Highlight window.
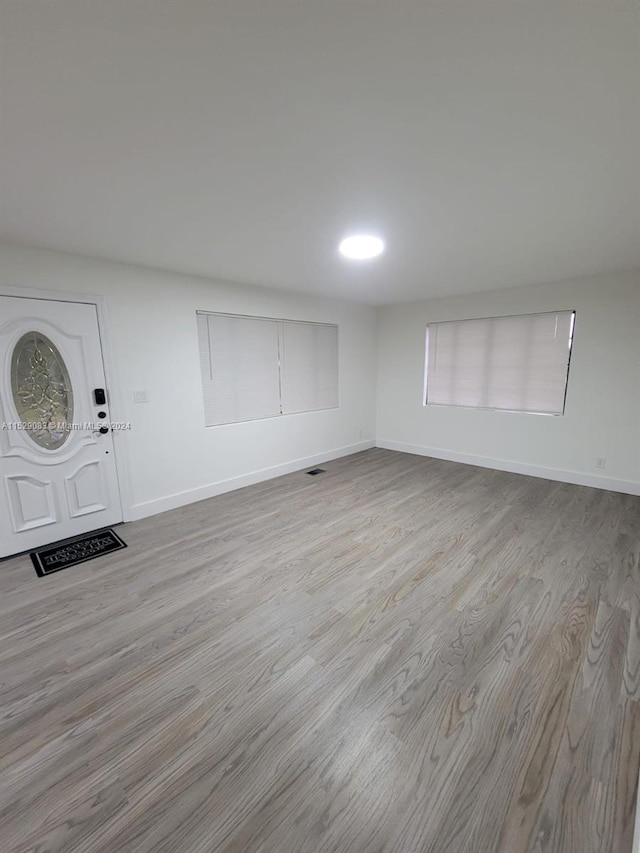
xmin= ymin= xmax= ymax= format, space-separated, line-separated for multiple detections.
xmin=425 ymin=310 xmax=575 ymax=415
xmin=197 ymin=312 xmax=338 ymax=426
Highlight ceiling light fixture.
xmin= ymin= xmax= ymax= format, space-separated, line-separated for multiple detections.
xmin=338 ymin=234 xmax=385 ymax=260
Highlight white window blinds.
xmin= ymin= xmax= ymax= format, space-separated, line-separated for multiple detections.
xmin=425 ymin=310 xmax=575 ymax=415
xmin=197 ymin=313 xmax=339 ymax=426
xmin=281 ymin=321 xmax=339 ymax=415
xmin=197 ymin=313 xmax=281 ymax=425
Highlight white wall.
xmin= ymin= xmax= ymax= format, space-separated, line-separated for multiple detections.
xmin=3 ymin=242 xmax=638 ymax=515
xmin=376 ymin=270 xmax=640 ymax=495
xmin=0 ymin=243 xmax=377 ymax=519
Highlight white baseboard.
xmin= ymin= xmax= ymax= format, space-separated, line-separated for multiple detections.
xmin=125 ymin=437 xmax=638 ymax=521
xmin=125 ymin=440 xmax=375 ymax=521
xmin=376 ymin=439 xmax=640 ymax=497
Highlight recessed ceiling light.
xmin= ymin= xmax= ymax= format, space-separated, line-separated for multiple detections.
xmin=338 ymin=234 xmax=385 ymax=260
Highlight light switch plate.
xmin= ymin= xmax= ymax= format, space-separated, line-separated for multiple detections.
xmin=133 ymin=389 xmax=149 ymax=403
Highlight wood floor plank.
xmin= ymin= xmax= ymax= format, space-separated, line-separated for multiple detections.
xmin=1 ymin=448 xmax=639 ymax=852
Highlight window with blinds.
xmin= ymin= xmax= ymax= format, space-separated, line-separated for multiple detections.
xmin=425 ymin=310 xmax=575 ymax=415
xmin=197 ymin=312 xmax=338 ymax=426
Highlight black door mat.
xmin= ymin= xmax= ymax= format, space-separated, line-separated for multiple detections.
xmin=31 ymin=528 xmax=127 ymax=577
xmin=307 ymin=468 xmax=326 ymax=476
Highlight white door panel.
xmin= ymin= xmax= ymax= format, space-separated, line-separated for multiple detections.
xmin=0 ymin=296 xmax=122 ymax=557
xmin=65 ymin=460 xmax=107 ymax=517
xmin=5 ymin=475 xmax=57 ymax=531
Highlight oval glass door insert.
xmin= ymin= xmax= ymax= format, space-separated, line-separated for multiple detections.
xmin=10 ymin=331 xmax=74 ymax=449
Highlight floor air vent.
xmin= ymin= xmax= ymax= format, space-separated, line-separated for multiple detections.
xmin=307 ymin=468 xmax=326 ymax=476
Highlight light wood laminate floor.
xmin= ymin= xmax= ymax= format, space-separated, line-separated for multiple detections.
xmin=1 ymin=449 xmax=640 ymax=853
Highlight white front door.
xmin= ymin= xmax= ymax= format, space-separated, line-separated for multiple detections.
xmin=0 ymin=296 xmax=123 ymax=558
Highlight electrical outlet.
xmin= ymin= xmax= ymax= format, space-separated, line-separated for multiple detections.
xmin=359 ymin=429 xmax=364 ymax=439
xmin=596 ymin=457 xmax=606 ymax=470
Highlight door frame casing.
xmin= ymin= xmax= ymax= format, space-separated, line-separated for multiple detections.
xmin=0 ymin=284 xmax=131 ymax=523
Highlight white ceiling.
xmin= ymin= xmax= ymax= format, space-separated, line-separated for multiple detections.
xmin=1 ymin=0 xmax=639 ymax=304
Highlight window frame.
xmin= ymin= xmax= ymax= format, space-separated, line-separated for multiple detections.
xmin=423 ymin=309 xmax=576 ymax=417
